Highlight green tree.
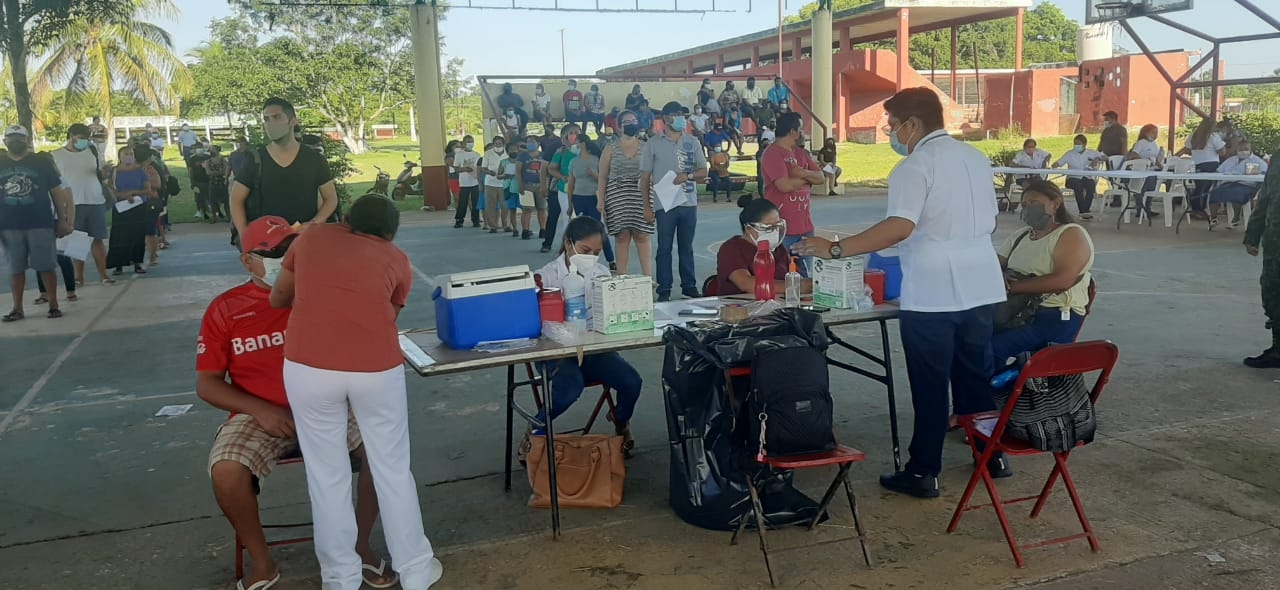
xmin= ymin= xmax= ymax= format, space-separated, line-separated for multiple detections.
xmin=28 ymin=0 xmax=192 ymax=153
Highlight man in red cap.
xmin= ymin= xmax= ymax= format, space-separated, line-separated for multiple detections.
xmin=196 ymin=216 xmax=395 ymax=590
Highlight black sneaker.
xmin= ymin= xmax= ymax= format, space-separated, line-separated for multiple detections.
xmin=879 ymin=471 xmax=940 ymax=498
xmin=522 ymin=230 xmax=532 ymax=240
xmin=656 ymin=293 xmax=671 ymax=303
xmin=1244 ymin=349 xmax=1280 ymax=368
xmin=976 ymin=453 xmax=1013 ymax=479
xmin=454 ymin=222 xmax=463 ymax=228
xmin=472 ymin=222 xmax=481 ymax=228
xmin=538 ymin=230 xmax=546 ymax=240
xmin=540 ymin=245 xmax=551 ymax=253
xmin=681 ymin=288 xmax=702 ymax=299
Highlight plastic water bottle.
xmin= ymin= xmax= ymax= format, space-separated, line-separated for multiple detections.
xmin=784 ymin=256 xmax=802 ymax=307
xmin=753 ymin=240 xmax=776 ymax=301
xmin=990 ymin=367 xmax=1021 ymax=389
xmin=563 ymin=264 xmax=588 ymax=333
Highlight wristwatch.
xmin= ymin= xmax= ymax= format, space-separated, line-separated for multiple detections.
xmin=829 ymin=243 xmax=843 ymax=259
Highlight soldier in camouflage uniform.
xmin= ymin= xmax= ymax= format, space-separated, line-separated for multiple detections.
xmin=1243 ymin=147 xmax=1280 ymax=368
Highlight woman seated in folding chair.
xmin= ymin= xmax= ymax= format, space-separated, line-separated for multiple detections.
xmin=1126 ymin=124 xmax=1165 ymax=218
xmin=715 ymin=196 xmax=813 ymax=296
xmin=1208 ymin=140 xmax=1268 ymax=229
xmin=992 ymin=180 xmax=1095 ymax=364
xmin=520 ymin=216 xmax=643 ymax=462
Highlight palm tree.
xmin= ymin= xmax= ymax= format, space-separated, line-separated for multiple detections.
xmin=29 ymin=0 xmax=192 ymax=155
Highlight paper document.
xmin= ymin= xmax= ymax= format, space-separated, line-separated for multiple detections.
xmin=56 ymin=230 xmax=92 ymax=261
xmin=115 ymin=196 xmax=145 ymax=213
xmin=974 ymin=417 xmax=998 ymax=437
xmin=653 ymin=170 xmax=682 ymax=212
xmin=822 ymin=164 xmax=836 ymax=175
xmin=155 ymin=404 xmax=193 ymax=417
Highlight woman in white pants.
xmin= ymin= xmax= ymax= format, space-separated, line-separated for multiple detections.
xmin=270 ymin=194 xmax=442 ymax=590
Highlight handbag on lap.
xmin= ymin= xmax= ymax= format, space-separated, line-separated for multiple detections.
xmin=526 ymin=433 xmax=626 ymax=509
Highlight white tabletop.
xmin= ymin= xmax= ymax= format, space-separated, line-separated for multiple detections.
xmin=401 ymin=298 xmax=900 ymax=376
xmin=991 ymin=166 xmax=1264 ymax=183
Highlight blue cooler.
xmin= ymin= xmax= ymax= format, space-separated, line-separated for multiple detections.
xmin=868 ymin=249 xmax=902 ymax=301
xmin=433 ymin=265 xmax=540 ymax=349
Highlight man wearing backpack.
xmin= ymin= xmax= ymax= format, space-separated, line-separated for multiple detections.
xmin=229 ymin=98 xmax=337 ymax=241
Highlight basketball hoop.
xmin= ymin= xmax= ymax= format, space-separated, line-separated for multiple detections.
xmin=1093 ymin=0 xmax=1136 ymax=20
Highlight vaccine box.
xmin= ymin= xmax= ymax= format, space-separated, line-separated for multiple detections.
xmin=589 ymin=275 xmax=654 ymax=334
xmin=812 ymin=256 xmax=866 ymax=309
xmin=433 ymin=265 xmax=540 ymax=349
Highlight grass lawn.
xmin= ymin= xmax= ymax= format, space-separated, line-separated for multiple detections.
xmin=161 ymin=134 xmax=1096 ymax=223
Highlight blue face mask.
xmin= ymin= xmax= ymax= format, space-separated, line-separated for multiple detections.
xmin=670 ymin=116 xmax=687 ymax=132
xmin=74 ymin=139 xmax=90 ymax=150
xmin=526 ymin=140 xmax=538 ymax=151
xmin=1074 ymin=145 xmax=1085 ymax=153
xmin=889 ymin=129 xmax=909 ymax=157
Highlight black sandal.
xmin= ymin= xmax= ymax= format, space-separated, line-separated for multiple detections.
xmin=47 ymin=308 xmax=63 ymax=319
xmin=2 ymin=310 xmax=23 ymax=322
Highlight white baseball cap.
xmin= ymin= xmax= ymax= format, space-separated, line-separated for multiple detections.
xmin=4 ymin=124 xmax=28 ymax=137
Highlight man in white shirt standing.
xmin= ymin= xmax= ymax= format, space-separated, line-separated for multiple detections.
xmin=795 ymin=88 xmax=1008 ymax=498
xmin=177 ymin=123 xmax=200 ymax=159
xmin=51 ymin=123 xmax=113 ymax=285
xmin=452 ymin=135 xmax=481 ymax=228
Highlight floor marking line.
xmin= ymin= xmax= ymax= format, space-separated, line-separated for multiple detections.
xmin=0 ymin=277 xmax=137 ymax=441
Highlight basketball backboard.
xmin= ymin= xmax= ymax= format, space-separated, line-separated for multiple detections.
xmin=1085 ymin=0 xmax=1194 ymax=24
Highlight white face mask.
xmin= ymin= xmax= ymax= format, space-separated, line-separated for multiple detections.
xmin=755 ymin=229 xmax=782 ymax=248
xmin=255 ymin=256 xmax=284 ymax=287
xmin=569 ymin=252 xmax=600 ymax=273
xmin=1239 ymin=151 xmax=1252 ymax=159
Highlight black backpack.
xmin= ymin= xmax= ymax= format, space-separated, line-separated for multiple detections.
xmin=747 ymin=346 xmax=836 ymax=458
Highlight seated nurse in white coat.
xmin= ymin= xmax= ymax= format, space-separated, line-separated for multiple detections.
xmin=519 ymin=216 xmax=643 ymax=463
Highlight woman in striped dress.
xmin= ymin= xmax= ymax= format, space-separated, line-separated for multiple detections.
xmin=597 ymin=110 xmax=654 ymax=277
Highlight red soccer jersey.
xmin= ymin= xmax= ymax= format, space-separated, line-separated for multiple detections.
xmin=197 ymin=281 xmax=292 ymax=410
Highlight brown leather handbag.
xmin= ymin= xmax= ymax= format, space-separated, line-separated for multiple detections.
xmin=526 ymin=434 xmax=626 ymax=509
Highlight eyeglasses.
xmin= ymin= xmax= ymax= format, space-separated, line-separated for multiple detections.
xmin=748 ymin=222 xmax=785 ymax=233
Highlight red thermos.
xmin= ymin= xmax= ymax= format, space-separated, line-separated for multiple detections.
xmin=534 ymin=274 xmax=566 ymax=323
xmin=753 ymin=240 xmax=776 ymax=301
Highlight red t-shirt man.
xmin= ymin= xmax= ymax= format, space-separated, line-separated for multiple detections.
xmin=198 ymin=281 xmax=292 ymax=413
xmin=760 ymin=142 xmax=817 ymax=237
xmin=715 ymin=235 xmax=789 ymax=296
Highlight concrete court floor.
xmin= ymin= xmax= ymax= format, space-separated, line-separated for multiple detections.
xmin=3 ymin=192 xmax=1280 ymax=590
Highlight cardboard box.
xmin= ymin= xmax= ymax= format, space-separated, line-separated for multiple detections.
xmin=812 ymin=256 xmax=866 ymax=309
xmin=590 ymin=275 xmax=655 ymax=334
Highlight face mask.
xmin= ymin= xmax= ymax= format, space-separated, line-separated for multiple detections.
xmin=1104 ymin=120 xmax=1114 ymax=128
xmin=714 ymin=147 xmax=723 ymax=153
xmin=453 ymin=146 xmax=462 ymax=154
xmin=754 ymin=229 xmax=782 ymax=248
xmin=464 ymin=142 xmax=474 ymax=151
xmin=1074 ymin=145 xmax=1085 ymax=153
xmin=889 ymin=123 xmax=912 ymax=157
xmin=494 ymin=145 xmax=505 ymax=154
xmin=1021 ymin=202 xmax=1054 ymax=230
xmin=120 ymin=155 xmax=136 ymax=165
xmin=569 ymin=84 xmax=577 ymax=90
xmin=506 ymin=110 xmax=514 ymax=116
xmin=568 ymin=251 xmax=599 ymax=273
xmin=571 ymin=144 xmax=581 ymax=155
xmin=265 ymin=121 xmax=293 ymax=142
xmin=74 ymin=139 xmax=90 ymax=150
xmin=670 ymin=116 xmax=687 ymax=132
xmin=526 ymin=140 xmax=538 ymax=151
xmin=5 ymin=139 xmax=29 ymax=155
xmin=255 ymin=256 xmax=284 ymax=286
xmin=1239 ymin=151 xmax=1253 ymax=159
xmin=622 ymin=123 xmax=639 ymax=137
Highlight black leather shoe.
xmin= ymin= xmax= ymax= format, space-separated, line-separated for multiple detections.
xmin=681 ymin=288 xmax=702 ymax=299
xmin=1244 ymin=350 xmax=1280 ymax=368
xmin=879 ymin=471 xmax=940 ymax=498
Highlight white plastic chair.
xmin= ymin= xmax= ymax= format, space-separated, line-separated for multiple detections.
xmin=1102 ymin=160 xmax=1150 ymax=228
xmin=1144 ymin=157 xmax=1194 ymax=228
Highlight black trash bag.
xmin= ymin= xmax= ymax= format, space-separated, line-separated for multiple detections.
xmin=661 ymin=308 xmax=831 ymax=531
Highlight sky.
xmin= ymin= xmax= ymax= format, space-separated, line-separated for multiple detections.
xmin=164 ymin=0 xmax=1279 ymax=80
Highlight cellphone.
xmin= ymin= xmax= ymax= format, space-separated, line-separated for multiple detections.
xmin=678 ymin=308 xmax=719 ymax=317
xmin=800 ymin=304 xmax=830 ymax=313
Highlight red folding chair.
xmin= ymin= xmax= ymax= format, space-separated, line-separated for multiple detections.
xmin=723 ymin=367 xmax=873 ymax=587
xmin=948 ymin=340 xmax=1119 ymax=568
xmin=522 ymin=362 xmax=616 ymax=434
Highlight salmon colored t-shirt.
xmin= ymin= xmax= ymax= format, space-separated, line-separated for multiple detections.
xmin=281 ymin=223 xmax=413 ymax=372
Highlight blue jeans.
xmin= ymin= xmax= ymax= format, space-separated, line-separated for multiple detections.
xmin=572 ymin=195 xmax=614 ymax=263
xmin=782 ymin=232 xmax=814 ymax=278
xmin=1210 ymin=183 xmax=1259 ymax=206
xmin=655 ymin=206 xmax=698 ymax=297
xmin=535 ymin=352 xmax=643 ymax=425
xmin=898 ymin=305 xmax=998 ymax=477
xmin=991 ymin=308 xmax=1085 ymax=366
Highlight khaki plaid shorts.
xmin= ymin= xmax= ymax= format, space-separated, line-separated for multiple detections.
xmin=207 ymin=411 xmax=362 ymax=481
